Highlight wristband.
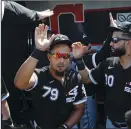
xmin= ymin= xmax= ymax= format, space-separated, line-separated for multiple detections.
xmin=3 ymin=117 xmax=13 ymax=126
xmin=31 ymin=49 xmax=45 ymax=60
xmin=75 ymin=58 xmax=85 ymax=70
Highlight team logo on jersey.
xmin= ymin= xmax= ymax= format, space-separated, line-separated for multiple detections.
xmin=124 ymin=87 xmax=131 ymax=93
xmin=49 ymin=80 xmax=54 ymax=84
xmin=124 ymin=82 xmax=131 ymax=93
xmin=108 ymin=66 xmax=113 ymax=69
xmin=66 ymin=85 xmax=78 ymax=103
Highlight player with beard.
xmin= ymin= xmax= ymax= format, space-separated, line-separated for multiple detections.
xmin=72 ymin=21 xmax=131 ymax=129
xmin=14 ymin=24 xmax=87 ymax=129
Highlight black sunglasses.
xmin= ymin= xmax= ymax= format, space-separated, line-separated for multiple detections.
xmin=111 ymin=37 xmax=131 ymax=43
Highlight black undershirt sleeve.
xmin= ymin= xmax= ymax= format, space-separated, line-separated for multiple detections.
xmin=95 ymin=32 xmax=112 ymax=65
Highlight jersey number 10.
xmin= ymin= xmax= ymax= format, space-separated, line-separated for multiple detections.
xmin=105 ymin=74 xmax=114 ymax=87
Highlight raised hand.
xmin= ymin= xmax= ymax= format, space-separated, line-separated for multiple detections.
xmin=109 ymin=12 xmax=117 ymax=27
xmin=72 ymin=42 xmax=91 ymax=59
xmin=35 ymin=23 xmax=55 ymax=51
xmin=37 ymin=9 xmax=54 ymax=20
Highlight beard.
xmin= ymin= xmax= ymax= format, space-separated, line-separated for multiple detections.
xmin=55 ymin=70 xmax=65 ymax=77
xmin=111 ymin=47 xmax=126 ymax=57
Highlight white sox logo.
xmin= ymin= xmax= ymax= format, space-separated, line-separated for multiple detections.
xmin=66 ymin=85 xmax=78 ymax=103
xmin=124 ymin=82 xmax=131 ymax=93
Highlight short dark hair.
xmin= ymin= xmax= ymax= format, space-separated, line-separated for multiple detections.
xmin=122 ymin=33 xmax=131 ymax=39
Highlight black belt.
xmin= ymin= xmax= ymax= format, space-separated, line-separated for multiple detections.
xmin=108 ymin=118 xmax=127 ymax=128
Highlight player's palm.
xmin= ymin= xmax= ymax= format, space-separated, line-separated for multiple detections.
xmin=37 ymin=9 xmax=54 ymax=20
xmin=35 ymin=23 xmax=55 ymax=51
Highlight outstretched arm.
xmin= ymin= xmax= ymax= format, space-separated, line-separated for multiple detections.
xmin=95 ymin=12 xmax=118 ymax=66
xmin=3 ymin=1 xmax=53 ymax=23
xmin=14 ymin=24 xmax=55 ymax=90
xmin=72 ymin=42 xmax=105 ymax=85
xmin=95 ymin=32 xmax=112 ymax=65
